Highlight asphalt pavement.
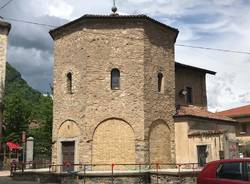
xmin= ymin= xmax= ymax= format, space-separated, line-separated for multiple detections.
xmin=0 ymin=171 xmax=58 ymax=184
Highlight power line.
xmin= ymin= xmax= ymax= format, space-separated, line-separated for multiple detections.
xmin=176 ymin=44 xmax=250 ymax=55
xmin=1 ymin=15 xmax=250 ymax=55
xmin=0 ymin=0 xmax=14 ymax=10
xmin=3 ymin=17 xmax=57 ymax=28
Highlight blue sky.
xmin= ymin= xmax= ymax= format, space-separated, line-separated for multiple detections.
xmin=0 ymin=0 xmax=250 ymax=111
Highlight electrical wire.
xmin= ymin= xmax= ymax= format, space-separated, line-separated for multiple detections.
xmin=176 ymin=44 xmax=250 ymax=55
xmin=1 ymin=15 xmax=250 ymax=55
xmin=3 ymin=17 xmax=57 ymax=28
xmin=0 ymin=0 xmax=14 ymax=10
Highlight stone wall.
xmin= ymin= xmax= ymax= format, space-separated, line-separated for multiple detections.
xmin=143 ymin=22 xmax=176 ymax=164
xmin=52 ymin=18 xmax=177 ymax=167
xmin=0 ymin=29 xmax=9 ymax=97
xmin=13 ymin=171 xmax=198 ymax=184
xmin=0 ymin=21 xmax=10 ymax=149
xmin=52 ymin=20 xmax=146 ymax=165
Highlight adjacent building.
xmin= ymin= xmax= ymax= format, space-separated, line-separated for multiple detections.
xmin=50 ymin=13 xmax=237 ymax=170
xmin=0 ymin=19 xmax=11 ymax=152
xmin=174 ymin=63 xmax=238 ymax=166
xmin=218 ymin=105 xmax=250 ymax=156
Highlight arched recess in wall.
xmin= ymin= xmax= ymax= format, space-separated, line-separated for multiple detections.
xmin=149 ymin=120 xmax=171 ymax=164
xmin=58 ymin=120 xmax=81 ymax=138
xmin=92 ymin=118 xmax=135 ymax=167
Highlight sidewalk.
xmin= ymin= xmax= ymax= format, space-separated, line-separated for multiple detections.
xmin=0 ymin=170 xmax=10 ymax=177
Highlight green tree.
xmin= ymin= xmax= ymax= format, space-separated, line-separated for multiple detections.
xmin=1 ymin=63 xmax=53 ymax=157
xmin=29 ymin=95 xmax=53 ymax=156
xmin=3 ymin=92 xmax=31 ymax=143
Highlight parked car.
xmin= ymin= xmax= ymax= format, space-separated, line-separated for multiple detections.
xmin=197 ymin=159 xmax=250 ymax=184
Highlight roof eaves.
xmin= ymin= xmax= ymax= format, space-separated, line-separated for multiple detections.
xmin=49 ymin=14 xmax=179 ymax=40
xmin=175 ymin=62 xmax=216 ymax=75
xmin=174 ymin=114 xmax=236 ymax=123
xmin=0 ymin=20 xmax=11 ymax=34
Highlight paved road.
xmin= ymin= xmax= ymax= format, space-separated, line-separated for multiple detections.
xmin=0 ymin=171 xmax=55 ymax=184
xmin=0 ymin=171 xmax=58 ymax=184
xmin=0 ymin=176 xmax=40 ymax=184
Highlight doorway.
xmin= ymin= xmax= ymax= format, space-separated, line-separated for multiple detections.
xmin=62 ymin=141 xmax=75 ymax=172
xmin=197 ymin=145 xmax=207 ymax=167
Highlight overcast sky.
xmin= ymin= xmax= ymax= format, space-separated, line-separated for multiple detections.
xmin=0 ymin=0 xmax=249 ymax=111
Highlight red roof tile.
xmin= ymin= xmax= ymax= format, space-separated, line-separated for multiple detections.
xmin=217 ymin=105 xmax=250 ymax=117
xmin=175 ymin=105 xmax=235 ymax=122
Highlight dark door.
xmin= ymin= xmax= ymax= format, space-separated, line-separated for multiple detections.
xmin=62 ymin=141 xmax=75 ymax=172
xmin=197 ymin=145 xmax=207 ymax=167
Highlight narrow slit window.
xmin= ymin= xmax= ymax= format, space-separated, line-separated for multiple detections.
xmin=186 ymin=87 xmax=193 ymax=104
xmin=158 ymin=72 xmax=164 ymax=93
xmin=111 ymin=68 xmax=120 ymax=90
xmin=66 ymin=72 xmax=73 ymax=94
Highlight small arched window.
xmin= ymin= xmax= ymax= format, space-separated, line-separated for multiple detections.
xmin=111 ymin=68 xmax=120 ymax=90
xmin=158 ymin=72 xmax=164 ymax=93
xmin=66 ymin=72 xmax=73 ymax=94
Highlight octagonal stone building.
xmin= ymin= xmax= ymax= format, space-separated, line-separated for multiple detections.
xmin=50 ymin=14 xmax=179 ymax=169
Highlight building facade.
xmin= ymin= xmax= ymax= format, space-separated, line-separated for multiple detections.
xmin=50 ymin=15 xmax=179 ymax=169
xmin=0 ymin=20 xmax=11 ymax=152
xmin=50 ymin=14 xmax=238 ymax=170
xmin=218 ymin=105 xmax=250 ymax=156
xmin=174 ymin=63 xmax=238 ymax=166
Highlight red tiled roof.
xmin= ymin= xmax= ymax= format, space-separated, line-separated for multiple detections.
xmin=217 ymin=105 xmax=250 ymax=117
xmin=175 ymin=105 xmax=235 ymax=122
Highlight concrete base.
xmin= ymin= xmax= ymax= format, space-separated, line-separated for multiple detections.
xmin=13 ymin=171 xmax=198 ymax=184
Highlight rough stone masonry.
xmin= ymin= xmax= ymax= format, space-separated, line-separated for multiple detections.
xmin=49 ymin=15 xmax=179 ymax=169
xmin=0 ymin=20 xmax=11 ymax=151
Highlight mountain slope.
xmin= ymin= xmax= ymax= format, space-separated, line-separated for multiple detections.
xmin=3 ymin=63 xmax=53 ymax=156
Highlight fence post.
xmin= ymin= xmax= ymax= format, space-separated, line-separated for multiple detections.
xmin=83 ymin=165 xmax=86 ymax=184
xmin=112 ymin=163 xmax=114 ymax=184
xmin=10 ymin=162 xmax=13 ymax=176
xmin=21 ymin=162 xmax=24 ymax=172
xmin=156 ymin=163 xmax=159 ymax=184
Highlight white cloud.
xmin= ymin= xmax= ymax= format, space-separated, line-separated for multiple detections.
xmin=48 ymin=0 xmax=74 ymax=20
xmin=2 ymin=0 xmax=250 ymax=109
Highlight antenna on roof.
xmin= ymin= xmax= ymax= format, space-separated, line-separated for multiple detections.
xmin=111 ymin=0 xmax=118 ymax=15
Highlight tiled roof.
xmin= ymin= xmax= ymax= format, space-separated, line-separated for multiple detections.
xmin=175 ymin=62 xmax=216 ymax=75
xmin=188 ymin=130 xmax=224 ymax=137
xmin=174 ymin=105 xmax=235 ymax=122
xmin=217 ymin=105 xmax=250 ymax=117
xmin=50 ymin=14 xmax=179 ymax=40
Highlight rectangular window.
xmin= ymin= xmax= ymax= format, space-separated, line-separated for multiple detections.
xmin=217 ymin=162 xmax=243 ymax=180
xmin=240 ymin=124 xmax=247 ymax=134
xmin=186 ymin=87 xmax=193 ymax=104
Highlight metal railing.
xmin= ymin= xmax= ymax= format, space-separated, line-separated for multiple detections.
xmin=11 ymin=162 xmax=200 ymax=184
xmin=10 ymin=161 xmax=51 ymax=175
xmin=11 ymin=162 xmax=200 ymax=173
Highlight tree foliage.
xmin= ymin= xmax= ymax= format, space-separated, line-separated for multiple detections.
xmin=3 ymin=92 xmax=31 ymax=143
xmin=2 ymin=63 xmax=53 ymax=156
